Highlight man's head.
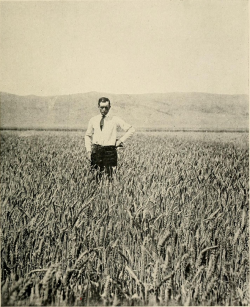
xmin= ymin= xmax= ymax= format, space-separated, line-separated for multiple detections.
xmin=98 ymin=97 xmax=111 ymax=116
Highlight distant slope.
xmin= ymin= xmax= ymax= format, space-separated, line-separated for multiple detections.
xmin=0 ymin=91 xmax=248 ymax=130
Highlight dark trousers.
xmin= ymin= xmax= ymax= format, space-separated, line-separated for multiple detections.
xmin=91 ymin=144 xmax=117 ymax=181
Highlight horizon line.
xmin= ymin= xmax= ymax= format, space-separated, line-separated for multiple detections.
xmin=0 ymin=90 xmax=249 ymax=97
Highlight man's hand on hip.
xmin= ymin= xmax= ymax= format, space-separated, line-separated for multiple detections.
xmin=116 ymin=140 xmax=124 ymax=148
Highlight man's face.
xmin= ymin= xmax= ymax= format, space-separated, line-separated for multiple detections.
xmin=99 ymin=101 xmax=111 ymax=116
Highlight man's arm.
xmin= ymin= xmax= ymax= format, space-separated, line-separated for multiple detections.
xmin=115 ymin=117 xmax=135 ymax=146
xmin=85 ymin=119 xmax=93 ymax=159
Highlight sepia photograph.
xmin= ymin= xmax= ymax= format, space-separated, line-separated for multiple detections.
xmin=0 ymin=0 xmax=249 ymax=306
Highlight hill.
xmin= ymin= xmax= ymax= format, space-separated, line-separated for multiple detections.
xmin=0 ymin=91 xmax=248 ymax=130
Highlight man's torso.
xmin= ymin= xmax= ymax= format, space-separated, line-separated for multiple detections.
xmin=90 ymin=114 xmax=119 ymax=146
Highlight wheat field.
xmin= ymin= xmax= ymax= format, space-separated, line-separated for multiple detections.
xmin=1 ymin=131 xmax=249 ymax=306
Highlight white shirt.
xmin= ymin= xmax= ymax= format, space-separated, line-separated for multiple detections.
xmin=85 ymin=113 xmax=135 ymax=152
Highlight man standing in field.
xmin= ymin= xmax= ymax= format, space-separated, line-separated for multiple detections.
xmin=85 ymin=97 xmax=135 ymax=180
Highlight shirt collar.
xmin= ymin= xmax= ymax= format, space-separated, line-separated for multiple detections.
xmin=99 ymin=112 xmax=111 ymax=119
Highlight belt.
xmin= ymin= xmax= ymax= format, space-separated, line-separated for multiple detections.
xmin=92 ymin=144 xmax=116 ymax=150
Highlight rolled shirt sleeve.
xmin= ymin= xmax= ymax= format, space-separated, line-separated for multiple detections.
xmin=85 ymin=119 xmax=93 ymax=152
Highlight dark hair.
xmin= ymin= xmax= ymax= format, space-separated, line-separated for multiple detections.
xmin=98 ymin=97 xmax=110 ymax=106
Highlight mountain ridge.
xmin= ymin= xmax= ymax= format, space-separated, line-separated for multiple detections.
xmin=0 ymin=91 xmax=248 ymax=130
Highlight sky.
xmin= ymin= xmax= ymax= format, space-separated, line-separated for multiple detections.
xmin=0 ymin=0 xmax=248 ymax=96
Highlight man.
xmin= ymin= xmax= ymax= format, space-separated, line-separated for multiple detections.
xmin=85 ymin=97 xmax=135 ymax=180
